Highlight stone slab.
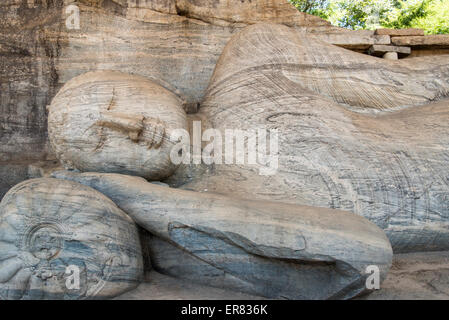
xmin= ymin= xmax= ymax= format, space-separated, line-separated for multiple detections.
xmin=311 ymin=31 xmax=391 ymax=50
xmin=368 ymin=45 xmax=411 ymax=57
xmin=408 ymin=48 xmax=449 ymax=58
xmin=375 ymin=28 xmax=424 ymax=36
xmin=0 ymin=162 xmax=29 ymax=202
xmin=392 ymin=35 xmax=449 ymax=48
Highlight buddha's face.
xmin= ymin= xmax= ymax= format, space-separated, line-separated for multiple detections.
xmin=48 ymin=70 xmax=188 ymax=180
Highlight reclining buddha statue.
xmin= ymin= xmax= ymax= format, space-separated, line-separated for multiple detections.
xmin=2 ymin=21 xmax=449 ymax=299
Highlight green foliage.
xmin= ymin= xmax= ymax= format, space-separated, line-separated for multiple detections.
xmin=289 ymin=0 xmax=449 ymax=34
xmin=331 ymin=0 xmax=393 ymax=30
xmin=411 ymin=0 xmax=449 ymax=34
xmin=289 ymin=0 xmax=331 ymax=19
xmin=381 ymin=0 xmax=433 ymax=29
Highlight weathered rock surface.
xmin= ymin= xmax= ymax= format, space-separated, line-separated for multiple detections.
xmin=0 ymin=178 xmax=143 ymax=299
xmin=52 ymin=170 xmax=393 ymax=300
xmin=1 ymin=0 xmax=229 ymax=163
xmin=47 ymin=70 xmax=188 ymax=180
xmin=173 ymin=0 xmax=330 ymax=26
xmin=407 ymin=48 xmax=449 ymax=58
xmin=392 ymin=35 xmax=449 ymax=48
xmin=176 ymin=23 xmax=449 ymax=253
xmin=0 ymin=1 xmax=63 ymax=163
xmin=0 ymin=162 xmax=32 ymax=203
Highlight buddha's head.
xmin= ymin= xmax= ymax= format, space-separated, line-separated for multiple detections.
xmin=48 ymin=70 xmax=188 ymax=180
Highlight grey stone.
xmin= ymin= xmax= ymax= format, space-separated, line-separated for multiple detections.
xmin=46 ymin=23 xmax=449 ymax=255
xmin=0 ymin=1 xmax=62 ymax=163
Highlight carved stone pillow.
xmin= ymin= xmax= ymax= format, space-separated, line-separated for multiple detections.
xmin=0 ymin=178 xmax=143 ymax=300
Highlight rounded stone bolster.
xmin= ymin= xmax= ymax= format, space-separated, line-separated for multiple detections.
xmin=52 ymin=170 xmax=393 ymax=300
xmin=0 ymin=178 xmax=143 ymax=300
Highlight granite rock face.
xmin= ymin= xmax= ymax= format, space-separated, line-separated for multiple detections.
xmin=0 ymin=178 xmax=143 ymax=300
xmin=0 ymin=1 xmax=64 ymax=163
xmin=47 ymin=70 xmax=188 ymax=180
xmin=52 ymin=170 xmax=393 ymax=300
xmin=1 ymin=1 xmax=449 ymax=301
xmin=179 ymin=23 xmax=449 ymax=253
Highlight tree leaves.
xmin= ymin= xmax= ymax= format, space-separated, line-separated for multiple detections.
xmin=289 ymin=0 xmax=449 ymax=34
